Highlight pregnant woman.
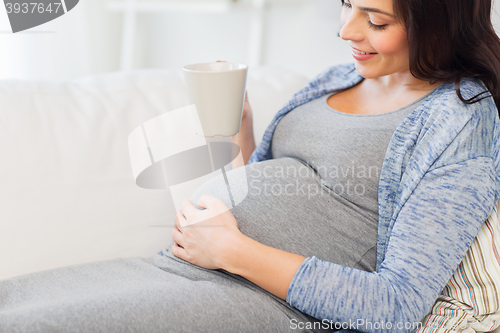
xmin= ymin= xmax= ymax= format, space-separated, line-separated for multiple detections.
xmin=2 ymin=0 xmax=500 ymax=332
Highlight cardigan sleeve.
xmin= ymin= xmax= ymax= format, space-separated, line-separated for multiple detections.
xmin=286 ymin=156 xmax=498 ymax=333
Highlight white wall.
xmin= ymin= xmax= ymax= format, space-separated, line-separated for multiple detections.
xmin=0 ymin=0 xmax=499 ymax=81
xmin=139 ymin=0 xmax=351 ymax=79
xmin=262 ymin=0 xmax=352 ymax=78
xmin=0 ymin=0 xmax=122 ymax=80
xmin=0 ymin=0 xmax=351 ymax=80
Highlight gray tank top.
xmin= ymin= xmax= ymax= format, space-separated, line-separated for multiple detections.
xmin=271 ymin=91 xmax=432 ymax=220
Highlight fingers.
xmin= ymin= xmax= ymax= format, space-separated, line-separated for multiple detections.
xmin=179 ymin=196 xmax=227 ymax=226
xmin=196 ymin=195 xmax=230 ymax=223
xmin=171 ymin=241 xmax=187 ymax=260
xmin=181 ymin=199 xmax=199 ymax=221
xmin=171 ymin=225 xmax=183 ymax=248
xmin=196 ymin=194 xmax=219 ymax=210
xmin=174 ymin=209 xmax=186 ymax=229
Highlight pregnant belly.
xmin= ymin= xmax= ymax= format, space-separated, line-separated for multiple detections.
xmin=188 ymin=157 xmax=377 ymax=271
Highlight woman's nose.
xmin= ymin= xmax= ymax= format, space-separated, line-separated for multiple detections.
xmin=339 ymin=11 xmax=364 ymax=42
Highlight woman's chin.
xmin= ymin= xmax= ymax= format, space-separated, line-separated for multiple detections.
xmin=353 ymin=63 xmax=380 ymax=79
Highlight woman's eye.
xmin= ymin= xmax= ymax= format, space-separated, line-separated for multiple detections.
xmin=368 ymin=20 xmax=388 ymax=30
xmin=341 ymin=0 xmax=352 ymax=8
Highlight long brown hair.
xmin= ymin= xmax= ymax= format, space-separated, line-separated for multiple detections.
xmin=392 ymin=0 xmax=500 ymax=116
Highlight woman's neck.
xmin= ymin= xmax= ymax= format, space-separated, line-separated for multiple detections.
xmin=369 ymin=70 xmax=444 ymax=94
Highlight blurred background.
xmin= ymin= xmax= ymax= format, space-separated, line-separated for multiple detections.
xmin=0 ymin=0 xmax=499 ymax=82
xmin=0 ymin=0 xmax=357 ymax=81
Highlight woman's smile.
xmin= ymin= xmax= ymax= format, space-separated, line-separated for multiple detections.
xmin=351 ymin=46 xmax=377 ymax=60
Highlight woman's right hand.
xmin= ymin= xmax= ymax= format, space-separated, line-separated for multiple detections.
xmin=241 ymin=92 xmax=253 ymax=124
xmin=232 ymin=91 xmax=256 ymax=168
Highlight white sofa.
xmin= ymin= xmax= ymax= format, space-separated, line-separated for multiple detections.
xmin=0 ymin=66 xmax=309 ymax=281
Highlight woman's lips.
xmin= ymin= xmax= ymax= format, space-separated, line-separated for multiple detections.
xmin=351 ymin=48 xmax=377 ymax=61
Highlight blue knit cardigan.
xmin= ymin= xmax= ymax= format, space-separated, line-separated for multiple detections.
xmin=247 ymin=63 xmax=500 ymax=332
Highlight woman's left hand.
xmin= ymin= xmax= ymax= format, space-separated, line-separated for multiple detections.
xmin=171 ymin=194 xmax=242 ymax=270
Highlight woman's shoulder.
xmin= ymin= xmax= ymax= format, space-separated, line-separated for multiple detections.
xmin=419 ymin=77 xmax=497 ymax=125
xmin=407 ymin=76 xmax=500 ymax=172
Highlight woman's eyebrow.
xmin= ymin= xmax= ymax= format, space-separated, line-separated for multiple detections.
xmin=358 ymin=6 xmax=395 ymax=17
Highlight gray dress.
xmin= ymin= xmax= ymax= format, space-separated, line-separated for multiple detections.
xmin=0 ymin=90 xmax=432 ymax=333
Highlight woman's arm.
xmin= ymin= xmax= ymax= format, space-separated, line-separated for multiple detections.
xmin=221 ymin=232 xmax=306 ymax=300
xmin=231 ymin=93 xmax=256 ymax=169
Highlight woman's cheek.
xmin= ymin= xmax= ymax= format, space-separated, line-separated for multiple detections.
xmin=373 ymin=35 xmax=406 ymax=57
xmin=384 ymin=31 xmax=408 ymax=54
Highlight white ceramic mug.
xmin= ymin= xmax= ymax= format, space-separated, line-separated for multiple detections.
xmin=183 ymin=62 xmax=248 ymax=137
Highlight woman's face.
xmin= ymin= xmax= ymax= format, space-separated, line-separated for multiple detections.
xmin=339 ymin=0 xmax=409 ymax=79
